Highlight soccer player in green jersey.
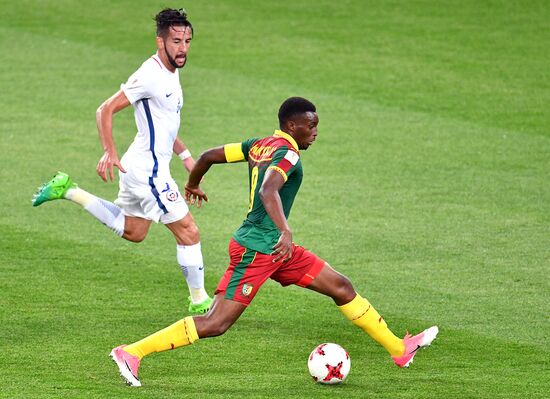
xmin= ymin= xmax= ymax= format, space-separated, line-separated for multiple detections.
xmin=110 ymin=97 xmax=438 ymax=387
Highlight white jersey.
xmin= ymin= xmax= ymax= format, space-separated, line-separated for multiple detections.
xmin=120 ymin=53 xmax=183 ymax=178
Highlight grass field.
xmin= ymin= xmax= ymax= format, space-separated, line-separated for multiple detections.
xmin=1 ymin=1 xmax=549 ymax=398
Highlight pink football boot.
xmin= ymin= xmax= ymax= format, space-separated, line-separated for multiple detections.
xmin=110 ymin=345 xmax=142 ymax=387
xmin=392 ymin=326 xmax=439 ymax=368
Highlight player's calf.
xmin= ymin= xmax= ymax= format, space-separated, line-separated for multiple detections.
xmin=194 ymin=296 xmax=247 ymax=338
xmin=305 ymin=263 xmax=356 ymax=306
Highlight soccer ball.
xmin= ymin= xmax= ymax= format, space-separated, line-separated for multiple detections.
xmin=308 ymin=343 xmax=351 ymax=384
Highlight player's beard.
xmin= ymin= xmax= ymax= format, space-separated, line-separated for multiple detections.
xmin=164 ymin=46 xmax=187 ymax=69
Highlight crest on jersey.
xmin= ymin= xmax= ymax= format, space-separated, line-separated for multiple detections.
xmin=165 ymin=190 xmax=179 ymax=202
xmin=242 ymin=283 xmax=254 ymax=297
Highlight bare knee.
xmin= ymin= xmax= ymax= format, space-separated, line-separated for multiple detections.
xmin=122 ymin=217 xmax=150 ymax=243
xmin=167 ymin=216 xmax=200 ymax=245
xmin=331 ymin=274 xmax=356 ymax=305
xmin=183 ymin=222 xmax=200 ymax=242
xmin=307 ymin=264 xmax=357 ymax=305
xmin=123 ymin=230 xmax=147 ymax=243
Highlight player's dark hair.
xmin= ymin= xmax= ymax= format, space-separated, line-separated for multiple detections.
xmin=155 ymin=8 xmax=193 ymax=38
xmin=278 ymin=97 xmax=316 ymax=127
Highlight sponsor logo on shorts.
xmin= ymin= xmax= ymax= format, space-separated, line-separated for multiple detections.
xmin=165 ymin=190 xmax=179 ymax=202
xmin=242 ymin=283 xmax=253 ymax=297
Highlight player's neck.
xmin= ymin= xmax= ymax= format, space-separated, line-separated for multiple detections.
xmin=155 ymin=52 xmax=177 ymax=73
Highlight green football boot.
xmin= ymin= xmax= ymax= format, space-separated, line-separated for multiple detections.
xmin=32 ymin=171 xmax=77 ymax=207
xmin=188 ymin=296 xmax=213 ymax=314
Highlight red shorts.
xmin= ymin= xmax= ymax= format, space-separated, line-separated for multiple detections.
xmin=215 ymin=238 xmax=326 ymax=306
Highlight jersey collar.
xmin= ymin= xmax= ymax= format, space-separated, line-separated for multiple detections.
xmin=273 ymin=130 xmax=300 ymax=153
xmin=152 ymin=53 xmax=177 ymax=75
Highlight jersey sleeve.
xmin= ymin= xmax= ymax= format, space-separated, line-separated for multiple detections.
xmin=267 ymin=147 xmax=300 ymax=182
xmin=224 ymin=138 xmax=259 ymax=163
xmin=120 ymin=63 xmax=158 ymax=104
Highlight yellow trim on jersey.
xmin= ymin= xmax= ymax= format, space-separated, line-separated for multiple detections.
xmin=273 ymin=130 xmax=300 ymax=153
xmin=248 ymin=144 xmax=276 ymax=163
xmin=224 ymin=143 xmax=245 ymax=163
xmin=267 ymin=165 xmax=288 ymax=182
xmin=249 ymin=154 xmax=273 ymax=163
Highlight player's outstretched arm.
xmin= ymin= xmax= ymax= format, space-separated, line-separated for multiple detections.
xmin=184 ymin=146 xmax=227 ymax=207
xmin=96 ymin=90 xmax=131 ymax=182
xmin=259 ymin=170 xmax=293 ymax=262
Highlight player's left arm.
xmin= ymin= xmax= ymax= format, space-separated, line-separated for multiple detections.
xmin=184 ymin=141 xmax=249 ymax=207
xmin=184 ymin=146 xmax=228 ymax=207
xmin=173 ymin=137 xmax=195 ymax=173
xmin=259 ymin=170 xmax=292 ymax=262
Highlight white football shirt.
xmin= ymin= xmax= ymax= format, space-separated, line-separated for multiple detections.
xmin=120 ymin=53 xmax=183 ymax=178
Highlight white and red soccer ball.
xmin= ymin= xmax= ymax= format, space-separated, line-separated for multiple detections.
xmin=308 ymin=343 xmax=351 ymax=384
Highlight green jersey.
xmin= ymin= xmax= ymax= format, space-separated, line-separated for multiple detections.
xmin=223 ymin=130 xmax=303 ymax=254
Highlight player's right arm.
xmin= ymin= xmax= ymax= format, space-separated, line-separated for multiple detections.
xmin=259 ymin=169 xmax=292 ymax=262
xmin=184 ymin=142 xmax=249 ymax=207
xmin=260 ymin=147 xmax=301 ymax=262
xmin=95 ymin=90 xmax=131 ymax=182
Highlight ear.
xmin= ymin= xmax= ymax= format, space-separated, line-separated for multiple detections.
xmin=286 ymin=120 xmax=296 ymax=133
xmin=156 ymin=36 xmax=164 ymax=51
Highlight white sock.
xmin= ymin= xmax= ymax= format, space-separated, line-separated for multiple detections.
xmin=65 ymin=187 xmax=125 ymax=237
xmin=177 ymin=243 xmax=209 ymax=303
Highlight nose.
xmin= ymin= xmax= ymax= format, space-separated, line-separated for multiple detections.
xmin=178 ymin=41 xmax=189 ymax=54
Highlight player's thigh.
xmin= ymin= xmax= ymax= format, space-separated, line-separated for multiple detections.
xmin=215 ymin=239 xmax=276 ymax=305
xmin=122 ymin=216 xmax=152 ymax=242
xmin=305 ymin=263 xmax=356 ymax=306
xmin=116 ymin=171 xmax=164 ymax=222
xmin=193 ymin=293 xmax=247 ymax=338
xmin=165 ymin=212 xmax=199 ymax=245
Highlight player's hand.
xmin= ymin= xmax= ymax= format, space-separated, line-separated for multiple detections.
xmin=96 ymin=151 xmax=126 ymax=182
xmin=272 ymin=230 xmax=293 ymax=263
xmin=184 ymin=183 xmax=208 ymax=208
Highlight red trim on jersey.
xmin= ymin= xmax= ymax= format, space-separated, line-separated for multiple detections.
xmin=151 ymin=56 xmax=163 ymax=69
xmin=276 ymin=157 xmax=294 ymax=173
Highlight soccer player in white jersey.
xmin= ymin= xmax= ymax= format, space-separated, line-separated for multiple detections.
xmin=32 ymin=8 xmax=212 ymax=314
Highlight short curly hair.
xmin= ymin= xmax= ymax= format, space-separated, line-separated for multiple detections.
xmin=278 ymin=97 xmax=316 ymax=127
xmin=155 ymin=8 xmax=193 ymax=38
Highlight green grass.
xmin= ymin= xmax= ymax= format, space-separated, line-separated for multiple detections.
xmin=1 ymin=0 xmax=549 ymax=398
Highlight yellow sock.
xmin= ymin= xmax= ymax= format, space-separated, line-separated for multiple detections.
xmin=339 ymin=294 xmax=405 ymax=356
xmin=124 ymin=317 xmax=199 ymax=359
